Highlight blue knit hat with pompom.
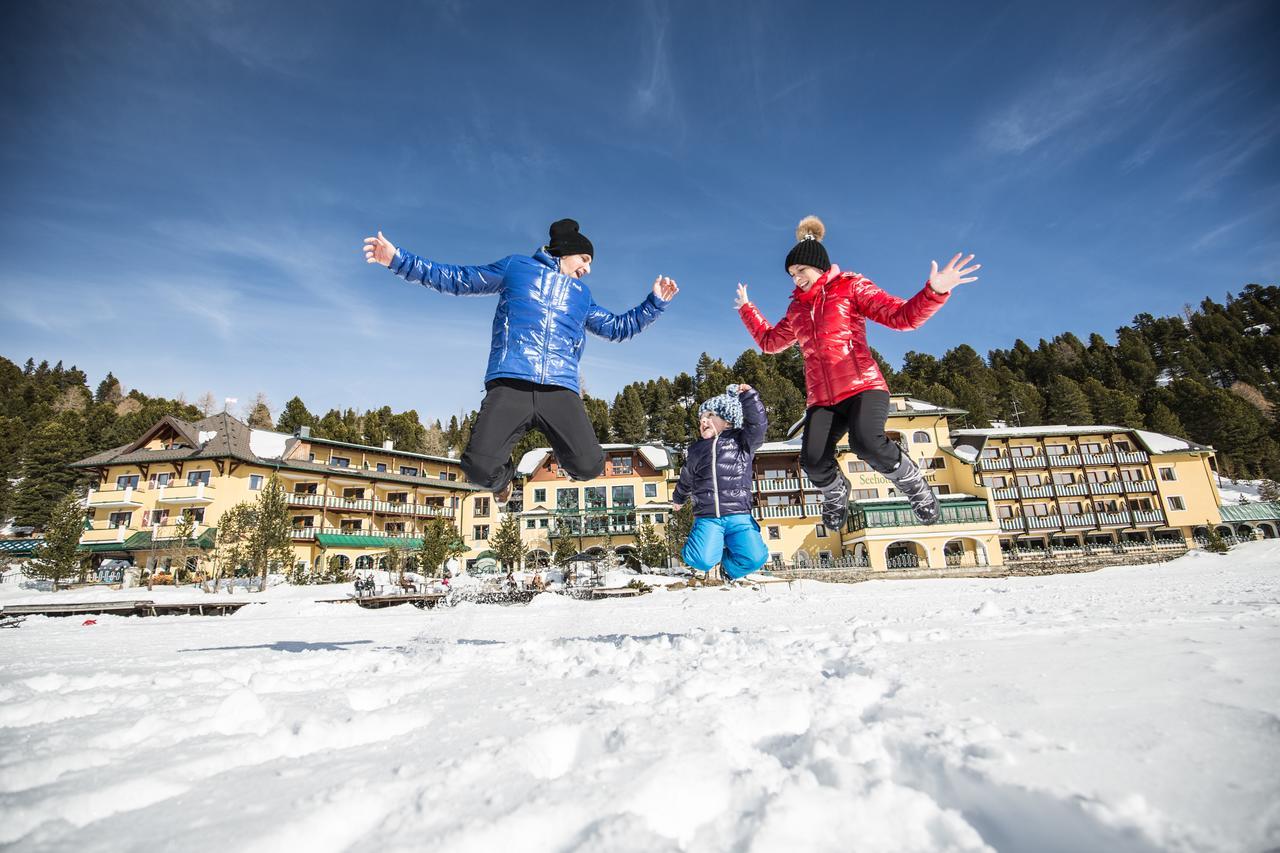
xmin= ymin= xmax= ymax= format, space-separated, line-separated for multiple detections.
xmin=698 ymin=384 xmax=743 ymax=429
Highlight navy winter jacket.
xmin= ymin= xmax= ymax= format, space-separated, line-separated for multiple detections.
xmin=389 ymin=247 xmax=667 ymax=393
xmin=672 ymin=390 xmax=768 ymax=518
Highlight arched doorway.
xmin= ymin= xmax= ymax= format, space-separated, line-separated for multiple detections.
xmin=943 ymin=538 xmax=988 ymax=568
xmin=1258 ymin=523 xmax=1277 ymax=539
xmin=885 ymin=541 xmax=927 ymax=570
xmin=355 ymin=555 xmax=374 ymax=572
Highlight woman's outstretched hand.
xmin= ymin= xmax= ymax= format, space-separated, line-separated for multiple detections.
xmin=363 ymin=231 xmax=397 ymax=267
xmin=928 ymin=253 xmax=981 ymax=294
xmin=653 ymin=276 xmax=680 ymax=302
xmin=735 ymin=283 xmax=750 ymax=309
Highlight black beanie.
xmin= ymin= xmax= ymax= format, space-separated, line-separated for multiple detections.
xmin=547 ymin=218 xmax=594 ymax=259
xmin=784 ymin=215 xmax=830 ymax=272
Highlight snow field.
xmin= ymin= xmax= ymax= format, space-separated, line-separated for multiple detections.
xmin=1 ymin=541 xmax=1278 ymax=852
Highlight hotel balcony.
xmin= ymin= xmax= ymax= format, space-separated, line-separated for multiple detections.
xmin=756 ymin=477 xmax=802 ymax=492
xmin=977 ymin=457 xmax=1013 ymax=472
xmin=1132 ymin=510 xmax=1166 ymax=525
xmin=1122 ymin=480 xmax=1157 ymax=493
xmin=154 ymin=482 xmax=216 ymax=505
xmin=289 ymin=527 xmax=427 ymax=543
xmin=1026 ymin=514 xmax=1064 ymax=530
xmin=1054 ymin=483 xmax=1090 ymax=497
xmin=1061 ymin=513 xmax=1098 ymax=528
xmin=1048 ymin=454 xmax=1084 ymax=467
xmin=80 ymin=522 xmax=131 ymax=543
xmin=1080 ymin=453 xmax=1117 ymax=466
xmin=1088 ymin=481 xmax=1126 ymax=495
xmin=1011 ymin=455 xmax=1048 ymax=470
xmin=1097 ymin=512 xmax=1132 ymax=525
xmin=87 ymin=487 xmax=145 ymax=508
xmin=1116 ymin=451 xmax=1150 ymax=464
xmin=999 ymin=517 xmax=1027 ymax=533
xmin=286 ymin=493 xmax=326 ymax=508
xmin=754 ymin=504 xmax=806 ymax=520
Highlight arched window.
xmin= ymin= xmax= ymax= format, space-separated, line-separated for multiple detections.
xmin=913 ymin=431 xmax=931 ymax=444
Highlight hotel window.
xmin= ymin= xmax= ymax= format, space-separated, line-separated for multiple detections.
xmin=1026 ymin=503 xmax=1050 ymax=517
xmin=474 ymin=497 xmax=490 ymax=517
xmin=644 ymin=483 xmax=658 ymax=498
xmin=1052 ymin=472 xmax=1076 ymax=485
xmin=1046 ymin=444 xmax=1067 ymax=456
xmin=1061 ymin=502 xmax=1083 ymax=515
xmin=816 ymin=524 xmax=828 ymax=538
xmin=1095 ymin=500 xmax=1119 ymax=513
xmin=446 ymin=472 xmax=457 ymax=481
xmin=387 ymin=492 xmax=408 ymax=503
xmin=329 ymin=456 xmax=350 ymax=468
xmin=919 ymin=458 xmax=945 ymax=470
xmin=187 ymin=471 xmax=211 ymax=486
xmin=913 ymin=431 xmax=931 ymax=444
xmin=988 ymin=476 xmax=1008 ymax=488
xmin=473 ymin=524 xmax=490 ymax=540
xmin=1120 ymin=469 xmax=1140 ymax=481
xmin=1086 ymin=470 xmax=1110 ymax=483
xmin=852 ymin=489 xmax=878 ymax=500
xmin=585 ymin=486 xmax=606 ymax=510
xmin=979 ymin=447 xmax=1000 ymax=458
xmin=181 ymin=507 xmax=206 ymax=523
xmin=847 ymin=460 xmax=871 ymax=473
xmin=768 ymin=526 xmax=780 ymax=540
xmin=526 ymin=519 xmax=536 ymax=529
xmin=654 ymin=513 xmax=664 ymax=523
xmin=819 ymin=551 xmax=833 ymax=565
xmin=1159 ymin=467 xmax=1176 ymax=481
xmin=771 ymin=553 xmax=783 ymax=567
xmin=933 ymin=485 xmax=951 ymax=494
xmin=116 ymin=474 xmax=140 ymax=490
xmin=996 ymin=505 xmax=1015 ymax=519
xmin=295 ymin=483 xmax=318 ymax=494
xmin=1015 ymin=474 xmax=1042 ymax=488
xmin=249 ymin=475 xmax=264 ymax=490
xmin=1011 ymin=445 xmax=1035 ymax=457
xmin=539 ymin=518 xmax=549 ymax=528
xmin=533 ymin=488 xmax=547 ymax=503
xmin=611 ymin=485 xmax=635 ymax=507
xmin=292 ymin=516 xmax=314 ymax=528
xmin=557 ymin=489 xmax=579 ymax=511
xmin=1114 ymin=440 xmax=1132 ymax=452
xmin=148 ymin=473 xmax=171 ymax=488
xmin=1166 ymin=496 xmax=1186 ymax=511
xmin=309 ymin=453 xmax=316 ymax=462
xmin=400 ymin=466 xmax=418 ymax=477
xmin=108 ymin=511 xmax=132 ymax=528
xmin=141 ymin=510 xmax=168 ymax=526
xmin=340 ymin=520 xmax=362 ymax=532
xmin=376 ymin=463 xmax=387 ymax=472
xmin=764 ymin=469 xmax=790 ymax=479
xmin=343 ymin=488 xmax=365 ymax=500
xmin=610 ymin=455 xmax=633 ymax=475
xmin=1130 ymin=498 xmax=1153 ymax=511
xmin=1081 ymin=443 xmax=1103 ymax=455
xmin=385 ymin=522 xmax=405 ymax=534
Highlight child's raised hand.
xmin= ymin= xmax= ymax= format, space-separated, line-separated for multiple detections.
xmin=927 ymin=253 xmax=981 ymax=294
xmin=735 ymin=283 xmax=749 ymax=309
xmin=736 ymin=384 xmax=753 ymax=394
xmin=652 ymin=276 xmax=680 ymax=302
xmin=362 ymin=231 xmax=397 ymax=267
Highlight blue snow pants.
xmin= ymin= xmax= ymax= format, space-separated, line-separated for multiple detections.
xmin=682 ymin=514 xmax=770 ymax=579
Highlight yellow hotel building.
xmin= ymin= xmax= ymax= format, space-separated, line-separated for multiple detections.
xmin=70 ymin=395 xmax=1242 ymax=578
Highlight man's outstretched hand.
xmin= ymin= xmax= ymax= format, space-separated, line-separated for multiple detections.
xmin=363 ymin=231 xmax=397 ymax=267
xmin=653 ymin=275 xmax=679 ymax=302
xmin=928 ymin=253 xmax=981 ymax=294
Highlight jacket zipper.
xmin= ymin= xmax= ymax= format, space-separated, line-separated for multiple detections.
xmin=711 ymin=434 xmax=721 ymax=517
xmin=810 ymin=283 xmax=833 ymax=404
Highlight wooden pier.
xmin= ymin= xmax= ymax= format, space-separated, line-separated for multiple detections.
xmin=0 ymin=600 xmax=256 ymax=618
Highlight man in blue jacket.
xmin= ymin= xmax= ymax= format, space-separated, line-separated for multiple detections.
xmin=363 ymin=219 xmax=679 ymax=503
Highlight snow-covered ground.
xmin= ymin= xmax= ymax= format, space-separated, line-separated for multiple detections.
xmin=2 ymin=543 xmax=1278 ymax=853
xmin=1214 ymin=475 xmax=1269 ymax=504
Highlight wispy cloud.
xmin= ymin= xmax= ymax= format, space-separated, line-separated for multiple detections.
xmin=630 ymin=0 xmax=677 ymax=122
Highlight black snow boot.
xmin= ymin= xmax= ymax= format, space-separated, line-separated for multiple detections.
xmin=886 ymin=455 xmax=940 ymax=524
xmin=818 ymin=474 xmax=851 ymax=531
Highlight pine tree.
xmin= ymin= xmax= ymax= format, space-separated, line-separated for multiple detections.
xmin=1143 ymin=402 xmax=1186 ymax=437
xmin=250 ymin=475 xmax=294 ymax=590
xmin=551 ymin=521 xmax=580 ymax=567
xmin=665 ymin=503 xmax=694 ymax=565
xmin=13 ymin=414 xmax=88 ymax=530
xmin=276 ymin=396 xmax=316 ymax=435
xmin=246 ymin=393 xmax=274 ymax=430
xmin=417 ymin=518 xmax=466 ymax=577
xmin=583 ymin=396 xmax=612 ymax=443
xmin=24 ymin=491 xmax=86 ymax=590
xmin=1203 ymin=524 xmax=1230 ymax=554
xmin=612 ymin=387 xmax=647 ymax=443
xmin=489 ymin=512 xmax=527 ymax=570
xmin=94 ymin=373 xmax=123 ymax=406
xmin=1044 ymin=376 xmax=1093 ymax=425
xmin=633 ymin=522 xmax=669 ymax=570
xmin=210 ymin=502 xmax=252 ymax=591
xmin=1258 ymin=480 xmax=1280 ymax=502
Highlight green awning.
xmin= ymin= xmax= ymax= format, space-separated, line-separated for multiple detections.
xmin=1218 ymin=501 xmax=1280 ymax=522
xmin=1 ymin=538 xmax=42 ymax=557
xmin=121 ymin=528 xmax=218 ymax=551
xmin=78 ymin=541 xmax=132 ymax=554
xmin=315 ymin=533 xmax=423 ymax=549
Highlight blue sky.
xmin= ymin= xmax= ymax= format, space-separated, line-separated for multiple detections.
xmin=2 ymin=0 xmax=1277 ymax=425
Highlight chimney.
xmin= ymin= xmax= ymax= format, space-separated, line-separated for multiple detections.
xmin=383 ymin=439 xmax=394 ymax=450
xmin=299 ymin=426 xmax=311 ymax=438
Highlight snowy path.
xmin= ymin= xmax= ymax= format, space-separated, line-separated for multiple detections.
xmin=2 ymin=542 xmax=1278 ymax=852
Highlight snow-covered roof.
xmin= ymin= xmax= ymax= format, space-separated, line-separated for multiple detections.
xmin=952 ymin=425 xmax=1129 ymax=438
xmin=758 ymin=437 xmax=803 ymax=454
xmin=248 ymin=429 xmax=291 ymax=459
xmin=950 ymin=445 xmax=979 ymax=462
xmin=516 ymin=444 xmax=672 ymax=477
xmin=1133 ymin=430 xmax=1210 ymax=453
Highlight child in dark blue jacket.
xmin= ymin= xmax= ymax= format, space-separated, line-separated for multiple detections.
xmin=671 ymin=385 xmax=770 ymax=580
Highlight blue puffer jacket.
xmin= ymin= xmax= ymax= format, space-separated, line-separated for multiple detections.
xmin=389 ymin=247 xmax=667 ymax=393
xmin=672 ymin=390 xmax=768 ymax=518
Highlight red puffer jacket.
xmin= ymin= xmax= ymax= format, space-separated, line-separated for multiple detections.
xmin=739 ymin=264 xmax=948 ymax=408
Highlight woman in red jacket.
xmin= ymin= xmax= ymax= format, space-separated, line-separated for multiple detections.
xmin=737 ymin=216 xmax=980 ymax=529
